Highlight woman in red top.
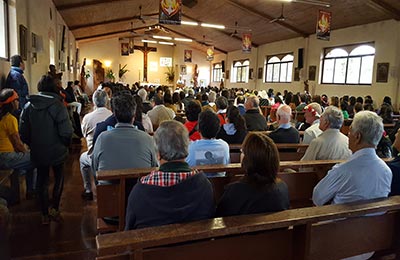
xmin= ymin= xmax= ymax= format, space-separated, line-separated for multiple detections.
xmin=184 ymin=100 xmax=202 ymax=141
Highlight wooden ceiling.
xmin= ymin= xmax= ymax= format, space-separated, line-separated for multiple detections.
xmin=53 ymin=0 xmax=400 ymax=54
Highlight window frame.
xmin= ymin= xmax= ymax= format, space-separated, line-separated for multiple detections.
xmin=0 ymin=0 xmax=9 ymax=60
xmin=264 ymin=53 xmax=294 ymax=83
xmin=212 ymin=63 xmax=222 ymax=82
xmin=321 ymin=42 xmax=375 ymax=86
xmin=232 ymin=59 xmax=249 ymax=83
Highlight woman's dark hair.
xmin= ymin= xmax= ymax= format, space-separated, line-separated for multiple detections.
xmin=133 ymin=95 xmax=143 ymax=122
xmin=226 ymin=105 xmax=246 ymax=132
xmin=0 ymin=89 xmax=16 ymax=120
xmin=37 ymin=75 xmax=58 ymax=93
xmin=356 ymin=96 xmax=364 ymax=104
xmin=241 ymin=132 xmax=279 ymax=189
xmin=284 ymin=92 xmax=293 ymax=105
xmin=383 ymin=96 xmax=392 ymax=105
xmin=349 ymin=96 xmax=356 ymax=106
xmin=172 ymin=92 xmax=180 ymax=104
xmin=185 ymin=100 xmax=202 ymax=122
xmin=164 ymin=92 xmax=173 ymax=105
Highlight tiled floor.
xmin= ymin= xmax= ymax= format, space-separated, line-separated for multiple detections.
xmin=9 ymin=141 xmax=97 ymax=260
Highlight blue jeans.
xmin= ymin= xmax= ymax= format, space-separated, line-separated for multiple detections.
xmin=0 ymin=152 xmax=36 ymax=192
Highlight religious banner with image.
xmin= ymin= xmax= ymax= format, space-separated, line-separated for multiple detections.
xmin=316 ymin=10 xmax=332 ymax=41
xmin=242 ymin=33 xmax=252 ymax=53
xmin=184 ymin=49 xmax=192 ymax=62
xmin=121 ymin=43 xmax=129 ymax=56
xmin=206 ymin=47 xmax=214 ymax=61
xmin=159 ymin=0 xmax=182 ymax=25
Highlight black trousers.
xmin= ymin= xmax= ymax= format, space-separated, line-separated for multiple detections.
xmin=36 ymin=163 xmax=64 ymax=215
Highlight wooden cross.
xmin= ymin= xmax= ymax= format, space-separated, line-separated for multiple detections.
xmin=134 ymin=42 xmax=157 ymax=82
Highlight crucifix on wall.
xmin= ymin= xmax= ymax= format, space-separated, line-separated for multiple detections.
xmin=134 ymin=42 xmax=157 ymax=82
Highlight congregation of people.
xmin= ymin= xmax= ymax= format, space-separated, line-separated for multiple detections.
xmin=1 ymin=54 xmax=400 ymax=259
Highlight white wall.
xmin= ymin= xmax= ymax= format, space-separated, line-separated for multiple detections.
xmin=225 ymin=20 xmax=400 ymax=108
xmin=0 ymin=0 xmax=77 ymax=93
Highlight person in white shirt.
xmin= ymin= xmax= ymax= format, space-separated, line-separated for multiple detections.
xmin=80 ymin=90 xmax=112 ymax=200
xmin=301 ymin=106 xmax=351 ymax=161
xmin=312 ymin=111 xmax=392 ymax=260
xmin=302 ymin=102 xmax=323 ymax=144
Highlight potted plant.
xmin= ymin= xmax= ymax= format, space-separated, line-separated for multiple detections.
xmin=119 ymin=64 xmax=129 ymax=80
xmin=105 ymin=69 xmax=116 ymax=82
xmin=165 ymin=66 xmax=175 ymax=84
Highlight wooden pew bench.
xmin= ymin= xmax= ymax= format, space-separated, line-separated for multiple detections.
xmin=0 ymin=169 xmax=20 ymax=204
xmin=229 ymin=143 xmax=309 ymax=163
xmin=96 ymin=196 xmax=400 ymax=260
xmin=96 ymin=160 xmax=340 ymax=232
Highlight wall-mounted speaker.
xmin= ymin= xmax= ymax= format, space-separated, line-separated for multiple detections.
xmin=298 ymin=48 xmax=304 ymax=69
xmin=221 ymin=60 xmax=225 ymax=72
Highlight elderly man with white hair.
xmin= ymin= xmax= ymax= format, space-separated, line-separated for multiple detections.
xmin=268 ymin=104 xmax=300 ymax=143
xmin=301 ymin=106 xmax=351 ymax=161
xmin=302 ymin=102 xmax=323 ymax=144
xmin=312 ymin=111 xmax=392 ymax=260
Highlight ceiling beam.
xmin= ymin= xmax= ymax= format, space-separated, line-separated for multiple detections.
xmin=69 ymin=13 xmax=159 ymax=31
xmin=225 ymin=0 xmax=308 ymax=37
xmin=367 ymin=0 xmax=400 ymax=21
xmin=75 ymin=25 xmax=151 ymax=41
xmin=182 ymin=14 xmax=259 ymax=48
xmin=56 ymin=0 xmax=129 ymax=11
xmin=161 ymin=26 xmax=228 ymax=54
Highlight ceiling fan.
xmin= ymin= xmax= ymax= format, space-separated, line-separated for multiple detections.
xmin=270 ymin=4 xmax=286 ymax=23
xmin=132 ymin=5 xmax=158 ymax=24
xmin=230 ymin=21 xmax=239 ymax=37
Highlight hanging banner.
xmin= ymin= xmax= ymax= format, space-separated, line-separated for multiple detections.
xmin=184 ymin=49 xmax=192 ymax=62
xmin=242 ymin=33 xmax=252 ymax=53
xmin=316 ymin=10 xmax=332 ymax=41
xmin=159 ymin=0 xmax=182 ymax=25
xmin=206 ymin=47 xmax=214 ymax=61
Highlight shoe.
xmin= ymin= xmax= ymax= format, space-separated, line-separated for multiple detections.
xmin=49 ymin=208 xmax=62 ymax=222
xmin=81 ymin=191 xmax=93 ymax=201
xmin=42 ymin=215 xmax=50 ymax=225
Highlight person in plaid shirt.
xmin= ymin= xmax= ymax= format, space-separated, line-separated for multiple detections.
xmin=125 ymin=120 xmax=215 ymax=230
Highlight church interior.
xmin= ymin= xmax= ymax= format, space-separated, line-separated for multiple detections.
xmin=1 ymin=0 xmax=400 ymax=259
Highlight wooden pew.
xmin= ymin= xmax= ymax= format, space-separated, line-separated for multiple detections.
xmin=0 ymin=169 xmax=20 ymax=204
xmin=96 ymin=196 xmax=400 ymax=260
xmin=96 ymin=160 xmax=340 ymax=232
xmin=230 ymin=143 xmax=309 ymax=163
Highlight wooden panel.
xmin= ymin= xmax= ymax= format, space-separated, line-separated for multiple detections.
xmin=97 ymin=184 xmax=119 ymax=218
xmin=141 ymin=229 xmax=292 ymax=260
xmin=279 ymin=172 xmax=318 ymax=203
xmin=309 ymin=213 xmax=397 ymax=260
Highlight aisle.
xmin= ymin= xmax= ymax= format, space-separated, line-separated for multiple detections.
xmin=9 ymin=140 xmax=97 ymax=260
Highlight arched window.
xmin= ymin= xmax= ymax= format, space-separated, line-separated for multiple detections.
xmin=265 ymin=53 xmax=293 ymax=83
xmin=0 ymin=0 xmax=9 ymax=59
xmin=232 ymin=59 xmax=249 ymax=83
xmin=212 ymin=63 xmax=222 ymax=82
xmin=322 ymin=43 xmax=375 ymax=85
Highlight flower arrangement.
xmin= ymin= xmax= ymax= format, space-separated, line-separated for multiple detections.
xmin=119 ymin=64 xmax=129 ymax=79
xmin=165 ymin=66 xmax=175 ymax=84
xmin=106 ymin=69 xmax=116 ymax=82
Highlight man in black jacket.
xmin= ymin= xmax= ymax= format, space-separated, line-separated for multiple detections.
xmin=243 ymin=96 xmax=268 ymax=131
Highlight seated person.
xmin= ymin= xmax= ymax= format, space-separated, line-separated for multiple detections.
xmin=301 ymin=106 xmax=351 ymax=161
xmin=0 ymin=89 xmax=35 ymax=200
xmin=388 ymin=128 xmax=400 ymax=196
xmin=215 ymin=96 xmax=228 ymax=125
xmin=147 ymin=94 xmax=175 ymax=130
xmin=312 ymin=111 xmax=392 ymax=260
xmin=268 ymin=105 xmax=300 ymax=144
xmin=186 ymin=109 xmax=229 ymax=176
xmin=217 ymin=105 xmax=247 ymax=144
xmin=216 ymin=132 xmax=289 ymax=217
xmin=184 ymin=101 xmax=202 ymax=141
xmin=302 ymin=102 xmax=323 ymax=144
xmin=125 ymin=120 xmax=214 ymax=230
xmin=243 ymin=95 xmax=268 ymax=131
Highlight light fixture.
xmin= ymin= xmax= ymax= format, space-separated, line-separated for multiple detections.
xmin=181 ymin=21 xmax=199 ymax=26
xmin=142 ymin=40 xmax=157 ymax=43
xmin=201 ymin=23 xmax=225 ymax=29
xmin=158 ymin=41 xmax=174 ymax=45
xmin=104 ymin=60 xmax=111 ymax=67
xmin=174 ymin=37 xmax=193 ymax=42
xmin=153 ymin=35 xmax=172 ymax=40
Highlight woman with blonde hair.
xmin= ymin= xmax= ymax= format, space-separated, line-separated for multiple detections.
xmin=216 ymin=132 xmax=289 ymax=216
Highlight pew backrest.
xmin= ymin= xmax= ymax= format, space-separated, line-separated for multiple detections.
xmin=96 ymin=196 xmax=400 ymax=260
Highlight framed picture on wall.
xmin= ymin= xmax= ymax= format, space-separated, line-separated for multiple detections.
xmin=225 ymin=70 xmax=230 ymax=80
xmin=19 ymin=25 xmax=28 ymax=60
xmin=308 ymin=65 xmax=317 ymax=81
xmin=376 ymin=63 xmax=389 ymax=83
xmin=180 ymin=65 xmax=187 ymax=75
xmin=258 ymin=67 xmax=263 ymax=79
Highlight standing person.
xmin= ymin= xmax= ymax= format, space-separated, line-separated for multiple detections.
xmin=5 ymin=55 xmax=29 ymax=116
xmin=0 ymin=89 xmax=35 ymax=201
xmin=20 ymin=75 xmax=73 ymax=224
xmin=216 ymin=132 xmax=289 ymax=217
